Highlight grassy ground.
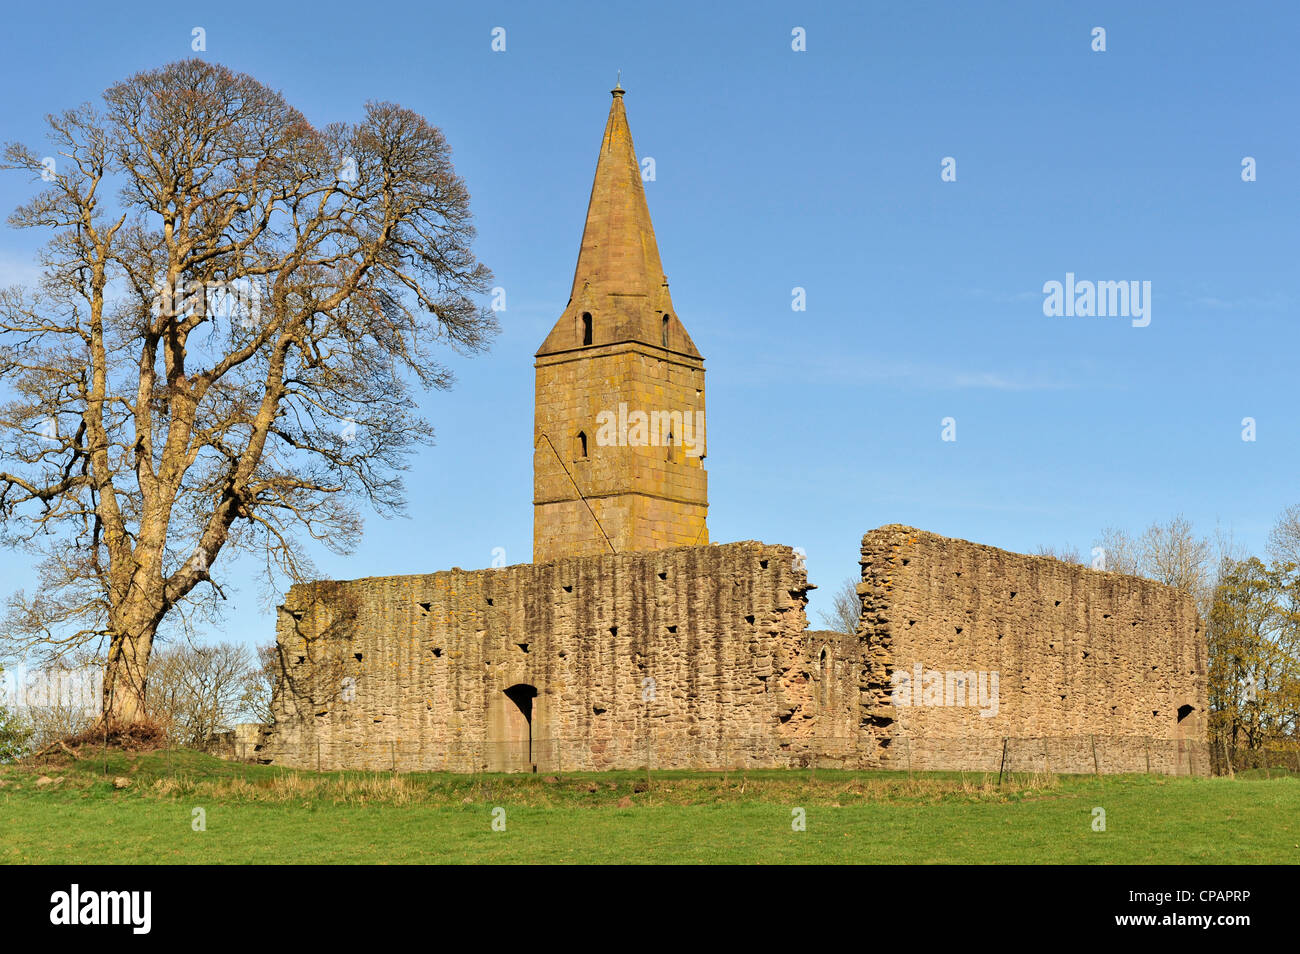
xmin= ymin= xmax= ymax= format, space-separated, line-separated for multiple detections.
xmin=1 ymin=749 xmax=1296 ymax=864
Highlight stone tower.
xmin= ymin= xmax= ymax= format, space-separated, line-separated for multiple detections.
xmin=533 ymin=86 xmax=708 ymax=562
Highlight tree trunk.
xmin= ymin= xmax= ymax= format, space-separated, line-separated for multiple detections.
xmin=103 ymin=619 xmax=157 ymax=724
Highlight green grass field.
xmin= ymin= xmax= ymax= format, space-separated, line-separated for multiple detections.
xmin=1 ymin=749 xmax=1295 ymax=864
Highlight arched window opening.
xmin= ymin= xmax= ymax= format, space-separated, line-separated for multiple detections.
xmin=819 ymin=646 xmax=831 ymax=706
xmin=576 ymin=430 xmax=588 ymax=460
xmin=661 ymin=314 xmax=670 ymax=347
xmin=582 ymin=312 xmax=593 ymax=345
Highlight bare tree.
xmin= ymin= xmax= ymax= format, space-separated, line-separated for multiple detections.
xmin=1267 ymin=503 xmax=1300 ymax=569
xmin=1093 ymin=526 xmax=1141 ymax=576
xmin=1137 ymin=514 xmax=1213 ymax=595
xmin=238 ymin=642 xmax=277 ymax=725
xmin=1034 ymin=544 xmax=1083 ymax=564
xmin=14 ymin=665 xmax=101 ymax=753
xmin=0 ymin=61 xmax=494 ymax=724
xmin=817 ymin=576 xmax=861 ymax=635
xmin=146 ymin=641 xmax=252 ymax=744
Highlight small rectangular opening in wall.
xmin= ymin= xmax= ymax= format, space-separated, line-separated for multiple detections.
xmin=354 ymin=653 xmax=363 ymax=661
xmin=432 ymin=648 xmax=442 ymax=657
xmin=667 ymin=625 xmax=677 ymax=633
xmin=745 ymin=615 xmax=755 ymax=625
xmin=517 ymin=642 xmax=529 ymax=653
xmin=760 ymin=560 xmax=768 ymax=569
xmin=418 ymin=602 xmax=431 ymax=615
xmin=1177 ymin=704 xmax=1194 ymax=722
xmin=562 ymin=584 xmax=573 ymax=593
xmin=657 ymin=571 xmax=667 ymax=580
xmin=486 ymin=598 xmax=494 ymax=606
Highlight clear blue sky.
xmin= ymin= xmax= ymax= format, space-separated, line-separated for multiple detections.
xmin=0 ymin=0 xmax=1296 ymax=650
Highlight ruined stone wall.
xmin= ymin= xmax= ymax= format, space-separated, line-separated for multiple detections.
xmin=260 ymin=542 xmax=830 ymax=772
xmin=855 ymin=526 xmax=1209 ymax=775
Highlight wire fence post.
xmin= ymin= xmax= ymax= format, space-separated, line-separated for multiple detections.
xmin=1091 ymin=734 xmax=1100 ymax=776
xmin=1144 ymin=737 xmax=1151 ymax=774
xmin=997 ymin=737 xmax=1008 ymax=785
xmin=317 ymin=739 xmax=321 ymax=774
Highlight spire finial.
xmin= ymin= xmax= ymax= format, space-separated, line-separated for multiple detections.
xmin=612 ymin=69 xmax=624 ymax=96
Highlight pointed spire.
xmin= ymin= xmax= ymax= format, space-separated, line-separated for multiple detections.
xmin=570 ymin=85 xmax=664 ymax=305
xmin=537 ymin=87 xmax=699 ymax=357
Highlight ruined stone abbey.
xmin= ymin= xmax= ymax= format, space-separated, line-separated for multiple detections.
xmin=257 ymin=88 xmax=1209 ymax=775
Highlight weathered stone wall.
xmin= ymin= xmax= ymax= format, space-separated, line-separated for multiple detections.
xmin=855 ymin=526 xmax=1209 ymax=775
xmin=258 ymin=525 xmax=1209 ymax=775
xmin=260 ymin=542 xmax=829 ymax=772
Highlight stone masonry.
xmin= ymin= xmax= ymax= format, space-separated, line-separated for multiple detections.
xmin=533 ymin=84 xmax=707 ymax=562
xmin=855 ymin=526 xmax=1209 ymax=774
xmin=260 ymin=542 xmax=830 ymax=772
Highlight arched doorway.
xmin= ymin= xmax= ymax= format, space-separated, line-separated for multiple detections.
xmin=487 ymin=683 xmax=539 ymax=772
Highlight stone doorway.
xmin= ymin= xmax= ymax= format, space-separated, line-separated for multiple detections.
xmin=487 ymin=683 xmax=539 ymax=772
